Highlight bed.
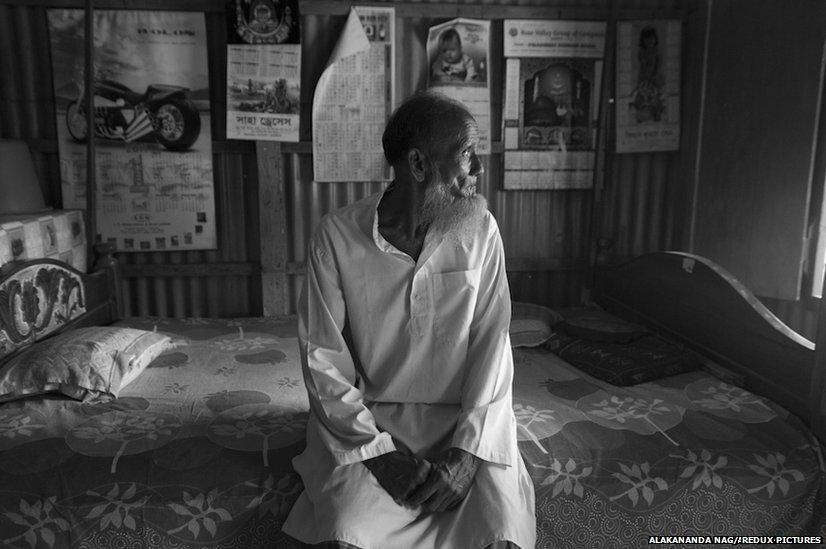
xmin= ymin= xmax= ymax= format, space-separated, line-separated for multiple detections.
xmin=0 ymin=251 xmax=824 ymax=548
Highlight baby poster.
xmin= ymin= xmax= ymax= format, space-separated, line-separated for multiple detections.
xmin=426 ymin=19 xmax=491 ymax=155
xmin=615 ymin=20 xmax=681 ymax=153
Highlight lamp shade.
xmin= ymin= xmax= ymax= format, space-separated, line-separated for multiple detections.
xmin=0 ymin=139 xmax=49 ymax=215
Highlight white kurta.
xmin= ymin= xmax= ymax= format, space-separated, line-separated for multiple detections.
xmin=282 ymin=191 xmax=535 ymax=549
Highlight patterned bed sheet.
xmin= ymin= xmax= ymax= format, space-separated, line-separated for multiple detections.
xmin=513 ymin=347 xmax=826 ymax=548
xmin=0 ymin=317 xmax=822 ymax=548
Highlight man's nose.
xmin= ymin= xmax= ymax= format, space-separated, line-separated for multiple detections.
xmin=470 ymin=152 xmax=484 ymax=176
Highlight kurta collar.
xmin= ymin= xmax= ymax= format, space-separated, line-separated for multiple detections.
xmin=370 ymin=188 xmax=444 ymax=266
xmin=371 ymin=190 xmax=398 ymax=255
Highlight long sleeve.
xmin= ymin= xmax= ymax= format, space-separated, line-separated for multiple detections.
xmin=450 ymin=221 xmax=516 ymax=466
xmin=298 ymin=227 xmax=396 ymax=466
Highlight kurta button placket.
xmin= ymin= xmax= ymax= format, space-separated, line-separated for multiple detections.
xmin=410 ymin=271 xmax=425 ymax=336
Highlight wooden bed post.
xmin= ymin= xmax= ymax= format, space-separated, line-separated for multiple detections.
xmin=84 ymin=0 xmax=96 ymax=267
xmin=257 ymin=141 xmax=289 ymax=316
xmin=93 ymin=241 xmax=122 ymax=320
xmin=810 ymin=276 xmax=826 ymax=443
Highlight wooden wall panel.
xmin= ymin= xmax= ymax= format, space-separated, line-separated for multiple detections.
xmin=693 ymin=0 xmax=826 ymax=301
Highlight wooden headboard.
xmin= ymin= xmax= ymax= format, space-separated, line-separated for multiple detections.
xmin=596 ymin=251 xmax=815 ymax=424
xmin=0 ymin=244 xmax=120 ymax=361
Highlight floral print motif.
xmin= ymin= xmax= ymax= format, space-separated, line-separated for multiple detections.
xmin=539 ymin=458 xmax=593 ymax=498
xmin=164 ymin=382 xmax=189 ymax=394
xmin=673 ymin=449 xmax=727 ymax=490
xmin=583 ymin=395 xmax=681 ymax=446
xmin=0 ymin=413 xmax=45 ymax=439
xmin=69 ymin=412 xmax=180 ymax=473
xmin=214 ymin=366 xmax=237 ymax=377
xmin=609 ymin=462 xmax=668 ymax=506
xmin=209 ymin=405 xmax=306 ymax=466
xmin=167 ymin=489 xmax=232 ymax=539
xmin=3 ymin=497 xmax=70 ymax=548
xmin=245 ymin=474 xmax=302 ymax=518
xmin=747 ymin=453 xmax=805 ymax=497
xmin=514 ymin=404 xmax=555 ymax=454
xmin=275 ymin=377 xmax=300 ymax=389
xmin=85 ymin=483 xmax=148 ymax=530
xmin=215 ymin=336 xmax=279 ymax=352
xmin=685 ymin=380 xmax=776 ymax=423
xmin=694 ymin=383 xmax=771 ymax=412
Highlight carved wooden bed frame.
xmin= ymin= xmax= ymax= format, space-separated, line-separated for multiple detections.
xmin=0 ymin=244 xmax=120 ymax=360
xmin=595 ymin=251 xmax=816 ymax=430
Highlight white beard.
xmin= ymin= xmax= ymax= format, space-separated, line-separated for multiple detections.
xmin=420 ymin=178 xmax=488 ymax=245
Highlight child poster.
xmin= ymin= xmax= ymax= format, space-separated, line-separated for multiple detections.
xmin=616 ymin=20 xmax=681 ymax=153
xmin=47 ymin=9 xmax=216 ymax=252
xmin=226 ymin=0 xmax=302 ymax=142
xmin=502 ymin=20 xmax=606 ymax=190
xmin=426 ymin=19 xmax=491 ymax=155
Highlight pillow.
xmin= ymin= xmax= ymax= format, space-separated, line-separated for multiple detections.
xmin=546 ymin=310 xmax=699 ymax=385
xmin=0 ymin=326 xmax=173 ymax=403
xmin=552 ymin=309 xmax=647 ymax=343
xmin=510 ymin=302 xmax=563 ymax=348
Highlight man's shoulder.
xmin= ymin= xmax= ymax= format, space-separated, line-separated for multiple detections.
xmin=314 ymin=192 xmax=380 ymax=239
xmin=479 ymin=209 xmax=500 ymax=239
xmin=456 ymin=209 xmax=500 ymax=253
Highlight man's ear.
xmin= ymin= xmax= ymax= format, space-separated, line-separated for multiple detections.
xmin=407 ymin=148 xmax=427 ymax=183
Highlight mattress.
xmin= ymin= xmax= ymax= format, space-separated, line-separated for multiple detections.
xmin=0 ymin=316 xmax=822 ymax=548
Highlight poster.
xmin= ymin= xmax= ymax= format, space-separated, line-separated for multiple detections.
xmin=312 ymin=6 xmax=394 ymax=182
xmin=616 ymin=20 xmax=681 ymax=153
xmin=226 ymin=0 xmax=301 ymax=142
xmin=47 ymin=10 xmax=216 ymax=252
xmin=426 ymin=18 xmax=491 ymax=155
xmin=502 ymin=20 xmax=606 ymax=190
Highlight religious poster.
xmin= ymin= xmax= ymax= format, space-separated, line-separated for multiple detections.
xmin=426 ymin=18 xmax=491 ymax=155
xmin=615 ymin=20 xmax=681 ymax=153
xmin=502 ymin=20 xmax=606 ymax=190
xmin=47 ymin=10 xmax=216 ymax=252
xmin=226 ymin=0 xmax=301 ymax=142
xmin=312 ymin=6 xmax=395 ymax=182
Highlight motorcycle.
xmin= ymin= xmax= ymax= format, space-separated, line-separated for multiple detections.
xmin=66 ymin=79 xmax=202 ymax=151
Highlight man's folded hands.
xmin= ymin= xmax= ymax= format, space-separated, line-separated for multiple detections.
xmin=363 ymin=450 xmax=432 ymax=507
xmin=365 ymin=447 xmax=481 ymax=513
xmin=406 ymin=447 xmax=480 ymax=513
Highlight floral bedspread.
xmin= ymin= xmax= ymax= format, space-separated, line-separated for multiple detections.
xmin=0 ymin=317 xmax=823 ymax=548
xmin=514 ymin=347 xmax=826 ymax=548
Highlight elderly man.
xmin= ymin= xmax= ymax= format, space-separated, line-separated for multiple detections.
xmin=282 ymin=91 xmax=535 ymax=549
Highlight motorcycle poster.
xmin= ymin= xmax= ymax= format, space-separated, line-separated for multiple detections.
xmin=47 ymin=9 xmax=217 ymax=252
xmin=226 ymin=0 xmax=301 ymax=142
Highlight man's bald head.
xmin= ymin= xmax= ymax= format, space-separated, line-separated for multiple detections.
xmin=382 ymin=91 xmax=477 ymax=168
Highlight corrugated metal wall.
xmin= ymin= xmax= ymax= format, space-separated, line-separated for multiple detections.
xmin=289 ymin=0 xmax=706 ymax=312
xmin=1 ymin=0 xmax=732 ymax=323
